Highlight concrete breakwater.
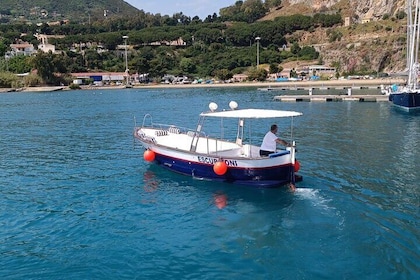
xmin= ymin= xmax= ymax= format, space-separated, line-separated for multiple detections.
xmin=274 ymin=94 xmax=389 ymax=102
xmin=269 ymin=84 xmax=391 ymax=102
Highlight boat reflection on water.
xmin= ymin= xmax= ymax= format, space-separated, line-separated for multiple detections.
xmin=213 ymin=192 xmax=228 ymax=209
xmin=143 ymin=170 xmax=159 ymax=193
xmin=142 ymin=166 xmax=230 ymax=209
xmin=141 ymin=165 xmax=296 ymax=212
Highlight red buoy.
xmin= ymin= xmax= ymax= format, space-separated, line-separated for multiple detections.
xmin=143 ymin=150 xmax=155 ymax=162
xmin=294 ymin=160 xmax=301 ymax=172
xmin=213 ymin=161 xmax=228 ymax=175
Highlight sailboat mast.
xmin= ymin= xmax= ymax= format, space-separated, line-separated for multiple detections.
xmin=415 ymin=0 xmax=420 ymax=89
xmin=407 ymin=0 xmax=420 ymax=90
xmin=407 ymin=0 xmax=412 ymax=70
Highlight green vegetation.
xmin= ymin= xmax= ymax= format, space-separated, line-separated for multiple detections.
xmin=0 ymin=0 xmax=137 ymax=24
xmin=0 ymin=71 xmax=19 ymax=87
xmin=0 ymin=0 xmax=344 ymax=86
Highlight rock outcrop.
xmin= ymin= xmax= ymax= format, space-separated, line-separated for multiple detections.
xmin=274 ymin=0 xmax=406 ymax=21
xmin=270 ymin=0 xmax=409 ymax=74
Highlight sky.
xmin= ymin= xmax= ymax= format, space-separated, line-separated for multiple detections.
xmin=124 ymin=0 xmax=236 ymax=19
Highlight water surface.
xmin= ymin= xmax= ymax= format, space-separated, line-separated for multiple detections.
xmin=0 ymin=88 xmax=418 ymax=279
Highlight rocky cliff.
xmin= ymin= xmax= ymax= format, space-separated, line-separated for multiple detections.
xmin=273 ymin=0 xmax=406 ymax=21
xmin=267 ymin=0 xmax=409 ymax=74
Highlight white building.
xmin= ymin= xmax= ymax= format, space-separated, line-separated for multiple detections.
xmin=308 ymin=65 xmax=336 ymax=76
xmin=9 ymin=42 xmax=36 ymax=56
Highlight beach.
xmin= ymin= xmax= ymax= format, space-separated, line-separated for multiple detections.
xmin=134 ymin=77 xmax=404 ymax=89
xmin=0 ymin=77 xmax=404 ymax=93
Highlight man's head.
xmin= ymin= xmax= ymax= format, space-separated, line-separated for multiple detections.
xmin=270 ymin=124 xmax=278 ymax=133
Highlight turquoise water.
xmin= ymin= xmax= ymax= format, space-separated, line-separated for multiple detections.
xmin=0 ymin=88 xmax=419 ymax=279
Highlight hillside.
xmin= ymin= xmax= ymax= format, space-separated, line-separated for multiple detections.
xmin=262 ymin=0 xmax=406 ymax=21
xmin=262 ymin=0 xmax=408 ymax=74
xmin=0 ymin=0 xmax=410 ymax=75
xmin=0 ymin=0 xmax=138 ymax=23
xmin=0 ymin=0 xmax=407 ymax=24
xmin=283 ymin=19 xmax=406 ymax=74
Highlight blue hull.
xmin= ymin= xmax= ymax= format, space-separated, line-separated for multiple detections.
xmin=154 ymin=153 xmax=295 ymax=188
xmin=389 ymin=92 xmax=420 ymax=111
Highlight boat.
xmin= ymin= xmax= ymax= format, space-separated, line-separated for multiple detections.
xmin=388 ymin=0 xmax=420 ymax=111
xmin=134 ymin=101 xmax=303 ymax=188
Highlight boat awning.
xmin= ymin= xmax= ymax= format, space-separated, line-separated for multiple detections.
xmin=200 ymin=109 xmax=302 ymax=118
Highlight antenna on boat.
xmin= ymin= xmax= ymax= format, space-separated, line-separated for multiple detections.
xmin=133 ymin=115 xmax=137 ymax=150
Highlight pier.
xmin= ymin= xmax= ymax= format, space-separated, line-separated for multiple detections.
xmin=274 ymin=94 xmax=389 ymax=102
xmin=270 ymin=85 xmax=389 ymax=102
xmin=259 ymin=85 xmax=383 ymax=91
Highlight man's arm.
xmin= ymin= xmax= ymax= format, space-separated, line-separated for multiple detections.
xmin=276 ymin=138 xmax=290 ymax=147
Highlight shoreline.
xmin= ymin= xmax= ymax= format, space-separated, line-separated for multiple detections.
xmin=0 ymin=78 xmax=404 ymax=93
xmin=133 ymin=78 xmax=404 ymax=89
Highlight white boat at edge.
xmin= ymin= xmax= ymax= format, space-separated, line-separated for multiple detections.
xmin=134 ymin=101 xmax=303 ymax=188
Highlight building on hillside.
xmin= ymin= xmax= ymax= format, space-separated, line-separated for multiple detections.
xmin=362 ymin=17 xmax=372 ymax=24
xmin=232 ymin=74 xmax=248 ymax=82
xmin=8 ymin=42 xmax=36 ymax=56
xmin=149 ymin=37 xmax=186 ymax=47
xmin=34 ymin=33 xmax=65 ymax=54
xmin=71 ymin=72 xmax=149 ymax=86
xmin=71 ymin=72 xmax=125 ymax=86
xmin=308 ymin=65 xmax=336 ymax=77
xmin=344 ymin=17 xmax=351 ymax=27
xmin=38 ymin=43 xmax=56 ymax=53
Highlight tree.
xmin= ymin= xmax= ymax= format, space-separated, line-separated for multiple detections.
xmin=269 ymin=63 xmax=280 ymax=74
xmin=298 ymin=46 xmax=319 ymax=60
xmin=5 ymin=55 xmax=32 ymax=73
xmin=179 ymin=57 xmax=196 ymax=74
xmin=23 ymin=73 xmax=42 ymax=87
xmin=29 ymin=51 xmax=55 ymax=84
xmin=0 ymin=40 xmax=7 ymax=57
xmin=247 ymin=67 xmax=267 ymax=81
xmin=214 ymin=69 xmax=233 ymax=81
xmin=242 ymin=0 xmax=268 ymax=23
xmin=290 ymin=42 xmax=301 ymax=55
xmin=289 ymin=68 xmax=297 ymax=78
xmin=0 ymin=71 xmax=19 ymax=87
xmin=265 ymin=0 xmax=282 ymax=9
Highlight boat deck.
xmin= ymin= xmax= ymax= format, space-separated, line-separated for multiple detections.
xmin=138 ymin=127 xmax=263 ymax=158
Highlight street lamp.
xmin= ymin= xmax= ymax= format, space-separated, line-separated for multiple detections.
xmin=255 ymin=37 xmax=261 ymax=68
xmin=122 ymin=35 xmax=129 ymax=86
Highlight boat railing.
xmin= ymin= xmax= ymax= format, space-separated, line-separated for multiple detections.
xmin=141 ymin=114 xmax=153 ymax=127
xmin=141 ymin=120 xmax=207 ymax=138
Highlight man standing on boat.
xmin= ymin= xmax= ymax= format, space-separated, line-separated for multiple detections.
xmin=259 ymin=124 xmax=290 ymax=156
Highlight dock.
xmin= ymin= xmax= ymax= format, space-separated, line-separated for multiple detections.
xmin=271 ymin=85 xmax=390 ymax=102
xmin=274 ymin=94 xmax=389 ymax=102
xmin=259 ymin=85 xmax=383 ymax=91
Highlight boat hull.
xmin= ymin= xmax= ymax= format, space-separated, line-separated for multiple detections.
xmin=153 ymin=151 xmax=294 ymax=188
xmin=137 ymin=139 xmax=297 ymax=188
xmin=389 ymin=92 xmax=420 ymax=111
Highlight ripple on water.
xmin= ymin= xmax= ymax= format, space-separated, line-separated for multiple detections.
xmin=0 ymin=89 xmax=418 ymax=279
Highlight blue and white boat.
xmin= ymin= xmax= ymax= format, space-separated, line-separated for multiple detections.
xmin=134 ymin=102 xmax=302 ymax=188
xmin=388 ymin=0 xmax=420 ymax=111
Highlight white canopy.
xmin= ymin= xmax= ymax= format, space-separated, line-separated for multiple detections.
xmin=200 ymin=109 xmax=302 ymax=118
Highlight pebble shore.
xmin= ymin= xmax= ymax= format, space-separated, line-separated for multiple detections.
xmin=0 ymin=78 xmax=404 ymax=93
